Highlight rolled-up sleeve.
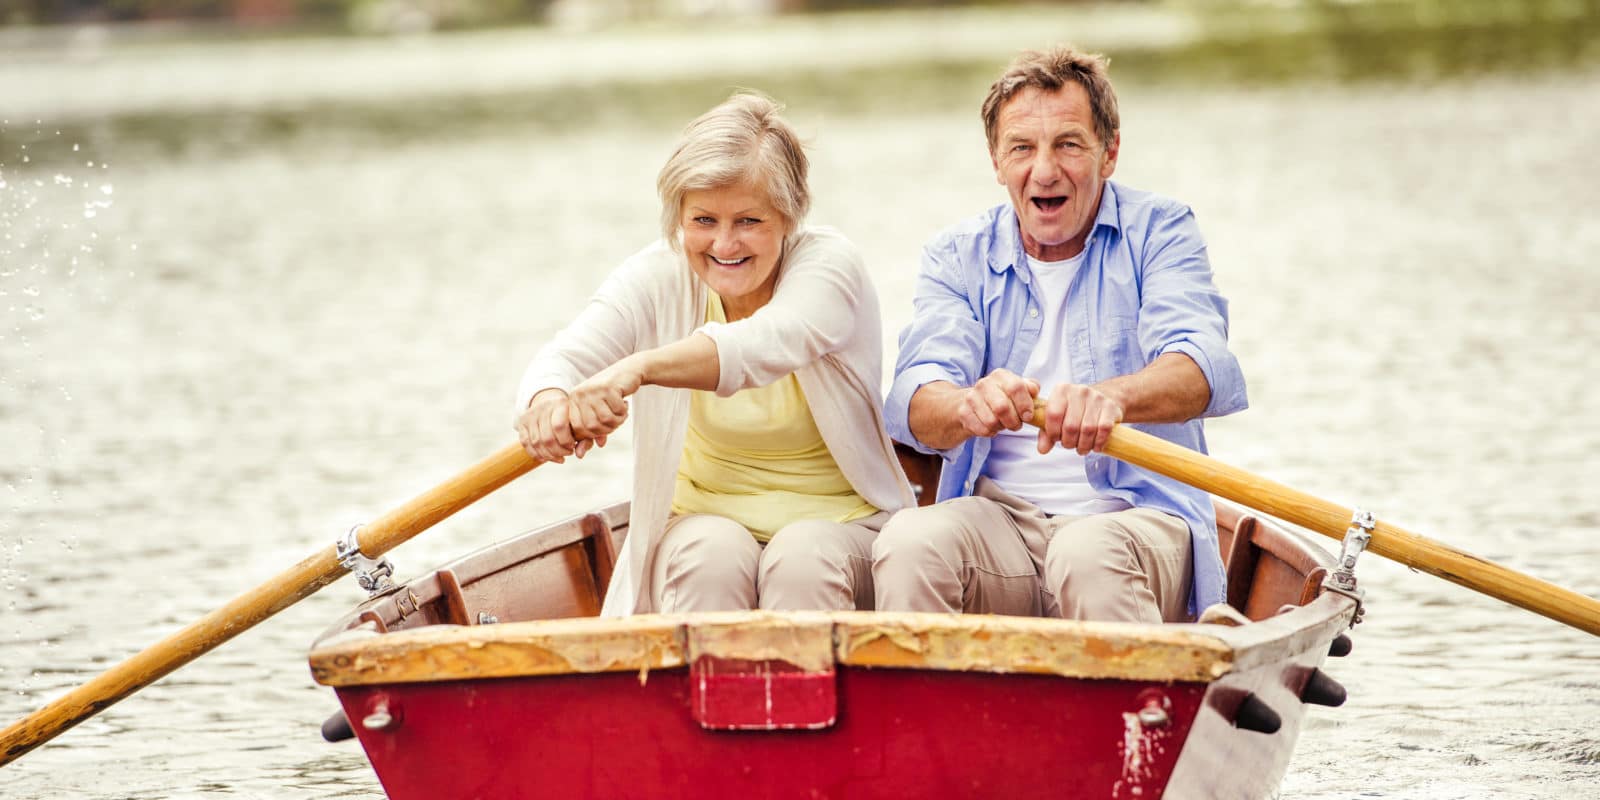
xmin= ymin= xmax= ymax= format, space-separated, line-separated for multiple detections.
xmin=696 ymin=229 xmax=867 ymax=397
xmin=1137 ymin=207 xmax=1248 ymax=419
xmin=514 ymin=256 xmax=653 ymax=411
xmin=885 ymin=237 xmax=990 ymax=453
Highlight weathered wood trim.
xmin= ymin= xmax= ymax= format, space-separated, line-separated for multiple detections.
xmin=831 ymin=611 xmax=1236 ymax=682
xmin=685 ymin=612 xmax=836 ymax=673
xmin=310 ymin=610 xmax=1282 ymax=687
xmin=1199 ymin=592 xmax=1357 ymax=673
xmin=310 ymin=615 xmax=685 ymax=687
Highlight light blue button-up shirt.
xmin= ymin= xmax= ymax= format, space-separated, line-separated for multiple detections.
xmin=885 ymin=181 xmax=1248 ymax=616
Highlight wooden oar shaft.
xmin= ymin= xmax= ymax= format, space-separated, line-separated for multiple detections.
xmin=0 ymin=442 xmax=539 ymax=767
xmin=1098 ymin=423 xmax=1600 ymax=637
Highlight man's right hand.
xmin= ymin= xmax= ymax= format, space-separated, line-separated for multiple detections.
xmin=958 ymin=369 xmax=1041 ymax=438
xmin=910 ymin=370 xmax=1043 ymax=450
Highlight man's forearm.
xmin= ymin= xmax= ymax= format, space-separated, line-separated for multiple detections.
xmin=1094 ymin=352 xmax=1210 ymax=424
xmin=907 ymin=381 xmax=972 ymax=451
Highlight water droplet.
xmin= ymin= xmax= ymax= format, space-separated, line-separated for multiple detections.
xmin=100 ymin=184 xmax=113 ymax=195
xmin=22 ymin=286 xmax=38 ymax=297
xmin=73 ymin=144 xmax=79 ymax=152
xmin=53 ymin=175 xmax=72 ymax=186
xmin=83 ymin=209 xmax=96 ymax=219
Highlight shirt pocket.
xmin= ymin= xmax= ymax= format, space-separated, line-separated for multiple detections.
xmin=1096 ymin=313 xmax=1143 ymax=375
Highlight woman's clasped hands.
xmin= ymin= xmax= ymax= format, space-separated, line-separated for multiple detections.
xmin=515 ymin=356 xmax=647 ymax=464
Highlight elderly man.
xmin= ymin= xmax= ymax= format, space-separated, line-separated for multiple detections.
xmin=875 ymin=46 xmax=1247 ymax=623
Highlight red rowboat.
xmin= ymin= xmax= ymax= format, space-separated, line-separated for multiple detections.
xmin=308 ymin=449 xmax=1358 ymax=799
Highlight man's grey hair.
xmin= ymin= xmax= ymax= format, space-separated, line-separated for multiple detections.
xmin=657 ymin=92 xmax=810 ymax=247
xmin=981 ymin=46 xmax=1120 ymax=153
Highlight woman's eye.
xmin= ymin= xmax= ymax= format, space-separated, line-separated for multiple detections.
xmin=693 ymin=216 xmax=715 ymax=225
xmin=738 ymin=217 xmax=762 ymax=226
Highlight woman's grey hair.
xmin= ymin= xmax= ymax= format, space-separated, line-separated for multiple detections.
xmin=657 ymin=92 xmax=810 ymax=247
xmin=981 ymin=46 xmax=1120 ymax=154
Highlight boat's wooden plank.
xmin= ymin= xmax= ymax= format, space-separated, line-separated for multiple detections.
xmin=310 ymin=615 xmax=686 ymax=687
xmin=310 ymin=610 xmax=1248 ymax=686
xmin=831 ymin=611 xmax=1236 ymax=682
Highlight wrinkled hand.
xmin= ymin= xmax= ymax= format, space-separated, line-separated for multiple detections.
xmin=1037 ymin=382 xmax=1124 ymax=455
xmin=568 ymin=357 xmax=643 ymax=442
xmin=514 ymin=388 xmax=593 ymax=464
xmin=957 ymin=369 xmax=1041 ymax=439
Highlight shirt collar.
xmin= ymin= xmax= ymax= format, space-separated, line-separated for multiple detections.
xmin=988 ymin=180 xmax=1123 ymax=274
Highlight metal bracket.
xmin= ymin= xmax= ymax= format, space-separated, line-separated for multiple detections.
xmin=1321 ymin=509 xmax=1374 ymax=626
xmin=337 ymin=524 xmax=397 ymax=597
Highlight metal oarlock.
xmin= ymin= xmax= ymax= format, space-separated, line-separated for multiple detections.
xmin=1321 ymin=509 xmax=1375 ymax=626
xmin=337 ymin=524 xmax=397 ymax=597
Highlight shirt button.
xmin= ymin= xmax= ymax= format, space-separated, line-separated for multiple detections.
xmin=1029 ymin=307 xmax=1039 ymax=318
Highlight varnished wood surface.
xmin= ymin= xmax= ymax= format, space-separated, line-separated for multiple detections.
xmin=1096 ymin=423 xmax=1600 ymax=636
xmin=0 ymin=442 xmax=543 ymax=767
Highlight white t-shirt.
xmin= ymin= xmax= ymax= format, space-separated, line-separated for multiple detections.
xmin=982 ymin=251 xmax=1132 ymax=516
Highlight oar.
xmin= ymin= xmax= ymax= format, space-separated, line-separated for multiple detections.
xmin=0 ymin=442 xmax=542 ymax=767
xmin=1042 ymin=412 xmax=1600 ymax=636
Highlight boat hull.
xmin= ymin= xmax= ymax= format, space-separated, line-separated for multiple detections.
xmin=311 ymin=490 xmax=1355 ymax=799
xmin=339 ymin=667 xmax=1218 ymax=799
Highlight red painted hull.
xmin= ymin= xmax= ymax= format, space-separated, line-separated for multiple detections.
xmin=339 ymin=667 xmax=1209 ymax=799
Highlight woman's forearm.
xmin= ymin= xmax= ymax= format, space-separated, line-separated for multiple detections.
xmin=631 ymin=332 xmax=722 ymax=392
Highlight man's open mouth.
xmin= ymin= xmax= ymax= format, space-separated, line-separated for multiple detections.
xmin=1031 ymin=196 xmax=1067 ymax=212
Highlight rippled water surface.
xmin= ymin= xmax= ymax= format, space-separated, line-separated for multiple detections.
xmin=3 ymin=10 xmax=1599 ymax=799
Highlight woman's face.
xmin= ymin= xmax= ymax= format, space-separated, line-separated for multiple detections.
xmin=679 ymin=183 xmax=787 ymax=319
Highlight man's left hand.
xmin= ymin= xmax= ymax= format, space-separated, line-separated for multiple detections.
xmin=1037 ymin=383 xmax=1125 ymax=456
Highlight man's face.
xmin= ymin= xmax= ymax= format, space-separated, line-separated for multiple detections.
xmin=991 ymin=83 xmax=1119 ymax=261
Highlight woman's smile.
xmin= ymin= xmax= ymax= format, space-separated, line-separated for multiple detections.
xmin=680 ymin=182 xmax=787 ymax=320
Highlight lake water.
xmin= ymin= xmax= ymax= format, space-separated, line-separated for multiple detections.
xmin=2 ymin=6 xmax=1598 ymax=798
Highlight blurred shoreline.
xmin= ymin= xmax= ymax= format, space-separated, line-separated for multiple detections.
xmin=3 ymin=0 xmax=1598 ymax=165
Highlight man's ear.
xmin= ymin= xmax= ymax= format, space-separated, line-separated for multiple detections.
xmin=1101 ymin=133 xmax=1121 ymax=179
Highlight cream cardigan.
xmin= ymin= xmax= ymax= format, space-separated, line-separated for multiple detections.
xmin=516 ymin=226 xmax=915 ymax=616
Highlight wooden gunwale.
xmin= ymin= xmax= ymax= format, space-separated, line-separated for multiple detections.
xmin=309 ymin=596 xmax=1352 ymax=688
xmin=309 ymin=496 xmax=1353 ymax=689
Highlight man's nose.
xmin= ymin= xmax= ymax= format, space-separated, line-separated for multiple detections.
xmin=1031 ymin=149 xmax=1062 ymax=185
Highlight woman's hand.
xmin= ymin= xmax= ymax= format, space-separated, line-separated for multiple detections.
xmin=514 ymin=388 xmax=585 ymax=463
xmin=568 ymin=356 xmax=645 ymax=441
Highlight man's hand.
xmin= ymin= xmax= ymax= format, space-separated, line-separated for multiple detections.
xmin=1036 ymin=382 xmax=1125 ymax=455
xmin=958 ymin=369 xmax=1041 ymax=439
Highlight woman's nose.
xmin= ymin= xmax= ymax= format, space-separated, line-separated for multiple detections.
xmin=711 ymin=229 xmax=741 ymax=256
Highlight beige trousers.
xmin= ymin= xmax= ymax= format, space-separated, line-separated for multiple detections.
xmin=872 ymin=479 xmax=1194 ymax=623
xmin=650 ymin=511 xmax=889 ymax=613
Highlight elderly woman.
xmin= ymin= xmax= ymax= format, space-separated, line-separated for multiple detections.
xmin=514 ymin=93 xmax=913 ymax=617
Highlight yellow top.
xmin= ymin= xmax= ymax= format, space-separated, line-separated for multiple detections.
xmin=671 ymin=292 xmax=878 ymax=541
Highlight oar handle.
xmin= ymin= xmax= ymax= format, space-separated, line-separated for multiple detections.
xmin=0 ymin=442 xmax=541 ymax=767
xmin=1086 ymin=420 xmax=1600 ymax=637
